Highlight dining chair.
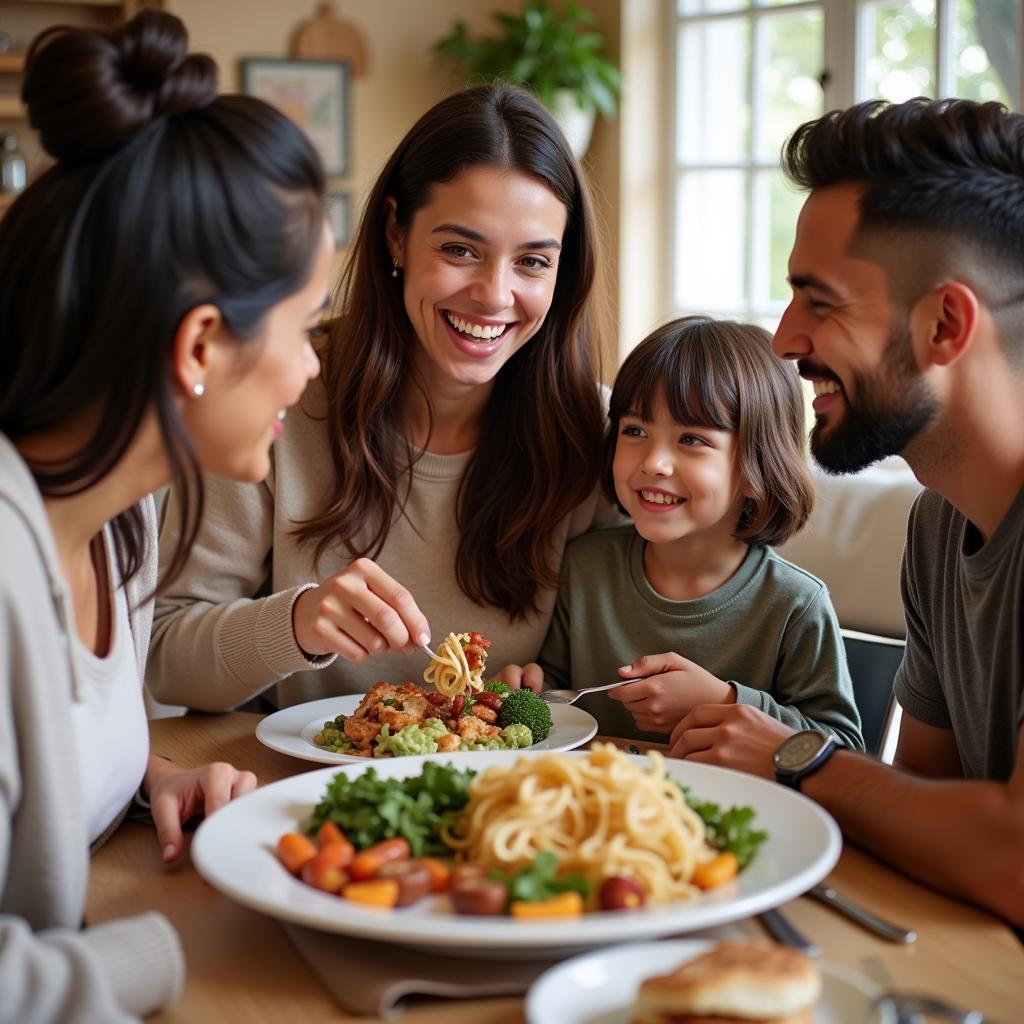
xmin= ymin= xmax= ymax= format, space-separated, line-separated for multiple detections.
xmin=841 ymin=627 xmax=905 ymax=762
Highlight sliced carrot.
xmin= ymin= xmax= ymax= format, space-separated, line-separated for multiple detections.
xmin=692 ymin=851 xmax=739 ymax=890
xmin=300 ymin=846 xmax=351 ymax=894
xmin=509 ymin=891 xmax=584 ymax=919
xmin=276 ymin=832 xmax=317 ymax=876
xmin=314 ymin=824 xmax=354 ymax=870
xmin=350 ymin=837 xmax=411 ymax=881
xmin=316 ymin=821 xmax=347 ymax=849
xmin=419 ymin=856 xmax=453 ymax=893
xmin=342 ymin=878 xmax=400 ymax=908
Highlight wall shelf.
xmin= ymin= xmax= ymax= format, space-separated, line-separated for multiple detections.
xmin=0 ymin=95 xmax=25 ymax=119
xmin=0 ymin=53 xmax=27 ymax=74
xmin=12 ymin=0 xmax=123 ymax=6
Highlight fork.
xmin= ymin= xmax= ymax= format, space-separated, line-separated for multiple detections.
xmin=876 ymin=992 xmax=984 ymax=1024
xmin=537 ymin=678 xmax=643 ymax=705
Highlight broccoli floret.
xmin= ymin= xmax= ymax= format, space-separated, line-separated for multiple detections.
xmin=484 ymin=680 xmax=513 ymax=696
xmin=497 ymin=689 xmax=553 ymax=742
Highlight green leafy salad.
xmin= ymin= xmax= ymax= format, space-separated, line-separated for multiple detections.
xmin=309 ymin=761 xmax=475 ymax=857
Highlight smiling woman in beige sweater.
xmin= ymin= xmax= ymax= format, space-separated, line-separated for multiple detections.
xmin=0 ymin=10 xmax=333 ymax=1021
xmin=147 ymin=84 xmax=618 ymax=712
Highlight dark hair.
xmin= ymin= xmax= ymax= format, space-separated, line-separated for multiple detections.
xmin=298 ymin=84 xmax=605 ymax=620
xmin=782 ymin=98 xmax=1024 ymax=347
xmin=0 ymin=9 xmax=325 ymax=586
xmin=603 ymin=316 xmax=814 ymax=548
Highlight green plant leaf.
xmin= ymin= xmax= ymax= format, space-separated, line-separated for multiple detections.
xmin=431 ymin=0 xmax=620 ymax=118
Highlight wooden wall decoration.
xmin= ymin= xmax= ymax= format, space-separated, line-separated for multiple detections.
xmin=290 ymin=3 xmax=368 ymax=77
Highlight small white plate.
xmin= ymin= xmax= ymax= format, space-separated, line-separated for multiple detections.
xmin=191 ymin=752 xmax=841 ymax=958
xmin=255 ymin=693 xmax=599 ymax=764
xmin=525 ymin=940 xmax=889 ymax=1024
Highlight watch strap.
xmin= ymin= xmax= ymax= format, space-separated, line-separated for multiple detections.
xmin=775 ymin=734 xmax=840 ymax=791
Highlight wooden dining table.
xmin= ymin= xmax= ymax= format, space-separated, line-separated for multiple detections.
xmin=86 ymin=712 xmax=1024 ymax=1022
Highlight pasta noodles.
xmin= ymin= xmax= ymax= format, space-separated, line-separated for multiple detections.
xmin=423 ymin=631 xmax=489 ymax=698
xmin=442 ymin=743 xmax=712 ymax=904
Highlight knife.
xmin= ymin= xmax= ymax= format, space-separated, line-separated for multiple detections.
xmin=758 ymin=907 xmax=821 ymax=957
xmin=809 ymin=883 xmax=917 ymax=944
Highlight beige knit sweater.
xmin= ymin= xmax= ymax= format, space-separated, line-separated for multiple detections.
xmin=147 ymin=377 xmax=616 ymax=710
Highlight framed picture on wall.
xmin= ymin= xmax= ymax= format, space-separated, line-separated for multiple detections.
xmin=241 ymin=58 xmax=349 ymax=176
xmin=326 ymin=191 xmax=352 ymax=248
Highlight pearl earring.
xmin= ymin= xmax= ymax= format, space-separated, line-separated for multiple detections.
xmin=391 ymin=257 xmax=400 ymax=279
xmin=192 ymin=383 xmax=205 ymax=397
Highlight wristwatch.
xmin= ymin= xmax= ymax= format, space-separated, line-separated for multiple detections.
xmin=773 ymin=731 xmax=840 ymax=791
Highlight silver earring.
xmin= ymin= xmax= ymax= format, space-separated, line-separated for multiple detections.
xmin=391 ymin=257 xmax=400 ymax=279
xmin=192 ymin=383 xmax=205 ymax=397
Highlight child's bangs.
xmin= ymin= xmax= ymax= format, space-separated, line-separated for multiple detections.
xmin=617 ymin=339 xmax=737 ymax=432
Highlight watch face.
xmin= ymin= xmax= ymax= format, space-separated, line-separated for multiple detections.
xmin=776 ymin=731 xmax=829 ymax=772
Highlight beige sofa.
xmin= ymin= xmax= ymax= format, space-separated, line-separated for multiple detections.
xmin=778 ymin=457 xmax=923 ymax=640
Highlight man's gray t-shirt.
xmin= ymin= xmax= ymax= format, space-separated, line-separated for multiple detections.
xmin=893 ymin=486 xmax=1024 ymax=780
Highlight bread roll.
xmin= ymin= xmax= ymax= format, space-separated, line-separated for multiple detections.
xmin=632 ymin=941 xmax=821 ymax=1023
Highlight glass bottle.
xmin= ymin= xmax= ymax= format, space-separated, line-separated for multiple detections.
xmin=1 ymin=134 xmax=26 ymax=194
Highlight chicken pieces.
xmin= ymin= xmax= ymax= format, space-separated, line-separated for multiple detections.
xmin=342 ymin=681 xmax=498 ymax=756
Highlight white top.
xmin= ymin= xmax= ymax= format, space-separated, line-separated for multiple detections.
xmin=70 ymin=533 xmax=149 ymax=843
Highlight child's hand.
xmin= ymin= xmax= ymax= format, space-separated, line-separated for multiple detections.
xmin=491 ymin=663 xmax=544 ymax=692
xmin=144 ymin=755 xmax=257 ymax=863
xmin=668 ymin=704 xmax=795 ymax=779
xmin=608 ymin=652 xmax=735 ymax=734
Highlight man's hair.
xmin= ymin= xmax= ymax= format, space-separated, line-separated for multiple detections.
xmin=602 ymin=316 xmax=814 ymax=548
xmin=782 ymin=98 xmax=1024 ymax=355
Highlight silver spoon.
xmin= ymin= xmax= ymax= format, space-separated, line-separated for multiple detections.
xmin=538 ymin=678 xmax=643 ymax=705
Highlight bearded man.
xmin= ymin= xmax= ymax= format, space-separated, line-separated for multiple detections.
xmin=666 ymin=98 xmax=1024 ymax=927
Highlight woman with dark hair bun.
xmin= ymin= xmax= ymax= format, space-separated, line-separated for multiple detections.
xmin=0 ymin=9 xmax=332 ymax=1020
xmin=149 ymin=83 xmax=618 ymax=712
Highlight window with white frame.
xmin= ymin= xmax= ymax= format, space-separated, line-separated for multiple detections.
xmin=672 ymin=0 xmax=1023 ymax=327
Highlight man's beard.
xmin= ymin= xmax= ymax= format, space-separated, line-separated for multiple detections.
xmin=810 ymin=327 xmax=939 ymax=475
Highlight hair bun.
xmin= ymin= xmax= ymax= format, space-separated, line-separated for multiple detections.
xmin=22 ymin=8 xmax=217 ymax=164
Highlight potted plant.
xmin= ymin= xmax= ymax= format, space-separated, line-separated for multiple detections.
xmin=432 ymin=0 xmax=621 ymax=158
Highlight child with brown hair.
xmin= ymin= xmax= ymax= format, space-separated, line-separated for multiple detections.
xmin=508 ymin=315 xmax=863 ymax=747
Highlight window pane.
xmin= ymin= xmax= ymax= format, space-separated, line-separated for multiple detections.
xmin=749 ymin=171 xmax=805 ymax=309
xmin=770 ymin=172 xmax=805 ymax=304
xmin=676 ymin=171 xmax=747 ymax=311
xmin=756 ymin=7 xmax=825 ymax=162
xmin=678 ymin=18 xmax=751 ymax=163
xmin=860 ymin=1 xmax=937 ymax=102
xmin=679 ymin=0 xmax=749 ymax=14
xmin=953 ymin=0 xmax=1019 ymax=105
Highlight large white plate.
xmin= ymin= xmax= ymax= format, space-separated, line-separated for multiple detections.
xmin=525 ymin=940 xmax=891 ymax=1024
xmin=191 ymin=750 xmax=841 ymax=958
xmin=255 ymin=693 xmax=598 ymax=764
